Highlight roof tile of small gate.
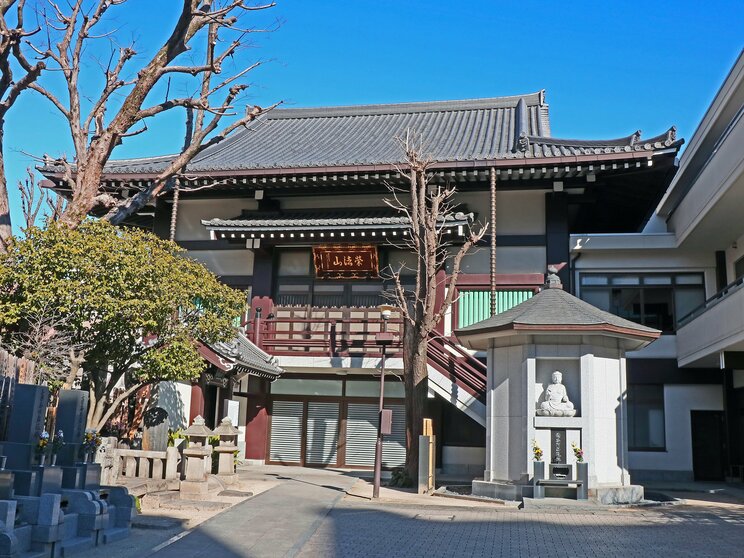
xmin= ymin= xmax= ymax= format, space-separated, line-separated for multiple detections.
xmin=202 ymin=209 xmax=473 ymax=230
xmin=44 ymin=91 xmax=684 ymax=176
xmin=456 ymin=287 xmax=660 ymax=338
xmin=211 ymin=332 xmax=283 ymax=378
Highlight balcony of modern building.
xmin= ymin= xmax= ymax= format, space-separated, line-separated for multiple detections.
xmin=677 ymin=274 xmax=744 ymax=368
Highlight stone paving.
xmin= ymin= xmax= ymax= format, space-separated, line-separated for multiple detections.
xmin=297 ymin=501 xmax=744 ymax=557
xmin=75 ymin=466 xmax=744 ymax=558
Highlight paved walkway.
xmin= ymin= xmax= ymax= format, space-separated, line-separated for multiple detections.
xmin=147 ymin=467 xmax=358 ymax=558
xmin=79 ymin=467 xmax=744 ymax=558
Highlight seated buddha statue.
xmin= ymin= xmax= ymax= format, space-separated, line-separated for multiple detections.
xmin=537 ymin=371 xmax=576 ymax=417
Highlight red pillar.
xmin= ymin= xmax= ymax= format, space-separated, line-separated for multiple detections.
xmin=189 ymin=383 xmax=205 ymax=424
xmin=245 ymin=394 xmax=269 ymax=461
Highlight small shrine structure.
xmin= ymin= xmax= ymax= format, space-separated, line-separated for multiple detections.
xmin=456 ymin=268 xmax=660 ymax=503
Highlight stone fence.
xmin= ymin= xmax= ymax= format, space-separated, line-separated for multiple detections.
xmin=101 ymin=447 xmax=181 ymax=485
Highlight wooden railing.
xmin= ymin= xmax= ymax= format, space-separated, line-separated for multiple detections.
xmin=257 ymin=316 xmax=404 ymax=357
xmin=253 ymin=312 xmax=488 ymax=401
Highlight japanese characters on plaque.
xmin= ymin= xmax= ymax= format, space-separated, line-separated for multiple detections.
xmin=313 ymin=245 xmax=379 ymax=278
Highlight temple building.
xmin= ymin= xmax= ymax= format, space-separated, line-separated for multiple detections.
xmin=41 ymin=51 xmax=744 ymax=483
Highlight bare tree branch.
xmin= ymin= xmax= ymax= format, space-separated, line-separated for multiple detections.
xmin=24 ymin=0 xmax=279 ymax=228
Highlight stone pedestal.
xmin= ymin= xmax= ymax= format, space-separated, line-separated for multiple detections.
xmin=0 ymin=471 xmax=13 ymax=500
xmin=214 ymin=446 xmax=238 ymax=485
xmin=61 ymin=465 xmax=86 ymax=490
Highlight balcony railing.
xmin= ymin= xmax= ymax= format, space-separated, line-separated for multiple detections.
xmin=256 ymin=316 xmax=403 ymax=356
xmin=677 ymin=275 xmax=744 ymax=327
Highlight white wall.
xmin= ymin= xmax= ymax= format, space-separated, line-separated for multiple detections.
xmin=151 ymin=381 xmax=192 ymax=431
xmin=175 ymin=198 xmax=259 ymax=241
xmin=185 ymin=250 xmax=254 ymax=276
xmin=628 ymin=384 xmax=723 ymax=478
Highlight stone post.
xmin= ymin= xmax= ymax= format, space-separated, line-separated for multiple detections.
xmin=212 ymin=417 xmax=239 ymax=485
xmin=179 ymin=416 xmax=213 ymax=499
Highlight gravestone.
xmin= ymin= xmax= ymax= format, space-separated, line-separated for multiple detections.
xmin=4 ymin=385 xmax=50 ymax=469
xmin=55 ymin=390 xmax=89 ymax=466
xmin=551 ymin=428 xmax=566 ymax=464
xmin=142 ymin=407 xmax=169 ymax=452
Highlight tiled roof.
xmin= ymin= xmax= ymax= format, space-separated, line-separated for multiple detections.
xmin=202 ymin=209 xmax=473 ymax=232
xmin=45 ymin=91 xmax=681 ymax=177
xmin=456 ymin=285 xmax=660 ymax=338
xmin=210 ymin=332 xmax=283 ymax=379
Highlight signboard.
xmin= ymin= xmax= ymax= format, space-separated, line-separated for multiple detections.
xmin=313 ymin=245 xmax=379 ymax=279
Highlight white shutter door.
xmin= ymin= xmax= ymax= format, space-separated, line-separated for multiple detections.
xmin=345 ymin=403 xmax=406 ymax=468
xmin=345 ymin=403 xmax=377 ymax=466
xmin=306 ymin=402 xmax=339 ymax=465
xmin=382 ymin=404 xmax=406 ymax=467
xmin=269 ymin=400 xmax=303 ymax=464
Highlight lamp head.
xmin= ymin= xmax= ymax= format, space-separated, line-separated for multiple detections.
xmin=377 ymin=304 xmax=396 ymax=320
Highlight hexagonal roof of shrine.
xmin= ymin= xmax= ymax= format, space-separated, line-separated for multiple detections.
xmin=456 ymin=272 xmax=660 ymax=350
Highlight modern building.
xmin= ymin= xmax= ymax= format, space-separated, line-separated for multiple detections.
xmin=571 ymin=50 xmax=744 ymax=482
xmin=41 ymin=51 xmax=744 ymax=483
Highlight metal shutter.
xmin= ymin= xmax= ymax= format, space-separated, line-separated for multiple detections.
xmin=345 ymin=403 xmax=406 ymax=468
xmin=306 ymin=402 xmax=339 ymax=465
xmin=269 ymin=400 xmax=303 ymax=464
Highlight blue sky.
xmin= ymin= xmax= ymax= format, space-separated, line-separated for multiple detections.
xmin=4 ymin=0 xmax=743 ymax=227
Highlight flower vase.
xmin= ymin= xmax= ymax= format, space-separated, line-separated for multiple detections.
xmin=576 ymin=461 xmax=589 ymax=500
xmin=82 ymin=452 xmax=89 ymax=464
xmin=51 ymin=453 xmax=58 ymax=467
xmin=533 ymin=460 xmax=545 ymax=481
xmin=39 ymin=454 xmax=46 ymax=467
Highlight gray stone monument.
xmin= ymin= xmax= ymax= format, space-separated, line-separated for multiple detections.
xmin=55 ymin=389 xmax=89 ymax=466
xmin=142 ymin=407 xmax=169 ymax=452
xmin=4 ymin=384 xmax=50 ymax=470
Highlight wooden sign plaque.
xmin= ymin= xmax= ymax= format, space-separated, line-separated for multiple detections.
xmin=312 ymin=245 xmax=379 ymax=279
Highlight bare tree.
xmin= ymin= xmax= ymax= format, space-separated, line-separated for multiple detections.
xmin=0 ymin=0 xmax=46 ymax=251
xmin=26 ymin=0 xmax=280 ymax=227
xmin=384 ymin=130 xmax=487 ymax=483
xmin=2 ymin=301 xmax=89 ymax=387
xmin=18 ymin=168 xmax=65 ymax=228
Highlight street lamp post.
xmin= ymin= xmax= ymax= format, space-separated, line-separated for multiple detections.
xmin=372 ymin=305 xmax=395 ymax=499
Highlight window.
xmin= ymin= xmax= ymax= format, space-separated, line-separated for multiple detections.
xmin=579 ymin=273 xmax=705 ymax=332
xmin=627 ymin=384 xmax=665 ymax=451
xmin=735 ymin=255 xmax=744 ymax=281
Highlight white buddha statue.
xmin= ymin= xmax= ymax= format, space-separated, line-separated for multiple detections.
xmin=537 ymin=371 xmax=576 ymax=417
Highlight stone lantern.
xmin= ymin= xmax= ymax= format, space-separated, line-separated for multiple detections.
xmin=179 ymin=415 xmax=213 ymax=499
xmin=456 ymin=268 xmax=660 ymax=504
xmin=212 ymin=417 xmax=239 ymax=485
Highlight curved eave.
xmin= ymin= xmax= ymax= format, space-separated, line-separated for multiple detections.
xmin=39 ymin=147 xmax=680 ymax=183
xmin=456 ymin=323 xmax=661 ymax=351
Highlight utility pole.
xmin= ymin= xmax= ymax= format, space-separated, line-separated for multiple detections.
xmin=372 ymin=305 xmax=395 ymax=499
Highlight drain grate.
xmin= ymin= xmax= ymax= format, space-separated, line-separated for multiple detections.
xmin=413 ymin=514 xmax=455 ymax=521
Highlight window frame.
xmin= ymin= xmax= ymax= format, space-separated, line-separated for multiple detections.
xmin=626 ymin=383 xmax=667 ymax=452
xmin=578 ymin=272 xmax=705 ymax=333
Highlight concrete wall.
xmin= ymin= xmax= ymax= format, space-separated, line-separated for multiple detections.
xmin=441 ymin=446 xmax=486 ymax=477
xmin=629 ymin=384 xmax=724 ymax=481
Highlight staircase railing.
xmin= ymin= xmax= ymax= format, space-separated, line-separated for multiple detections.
xmin=426 ymin=334 xmax=487 ymax=401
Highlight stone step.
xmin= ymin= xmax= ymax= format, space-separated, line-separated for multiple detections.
xmin=60 ymin=535 xmax=95 ymax=557
xmin=19 ymin=550 xmax=47 ymax=558
xmin=102 ymin=527 xmax=130 ymax=544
